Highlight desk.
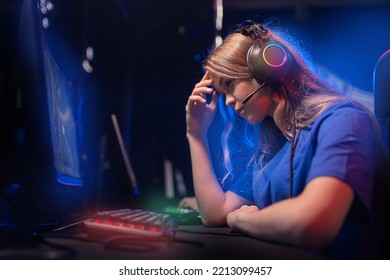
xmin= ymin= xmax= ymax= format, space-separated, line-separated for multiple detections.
xmin=1 ymin=225 xmax=320 ymax=260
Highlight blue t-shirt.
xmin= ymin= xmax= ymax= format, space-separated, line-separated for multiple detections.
xmin=230 ymin=100 xmax=380 ymax=259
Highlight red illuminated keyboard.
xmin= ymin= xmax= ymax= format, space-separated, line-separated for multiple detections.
xmin=84 ymin=208 xmax=176 ymax=238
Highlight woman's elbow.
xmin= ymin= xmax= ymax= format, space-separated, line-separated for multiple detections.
xmin=296 ymin=222 xmax=338 ymax=249
xmin=200 ymin=213 xmax=227 ymax=227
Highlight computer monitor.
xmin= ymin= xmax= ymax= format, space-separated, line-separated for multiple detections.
xmin=43 ymin=40 xmax=83 ymax=186
xmin=14 ymin=0 xmax=142 ymax=222
xmin=14 ymin=0 xmax=96 ymax=222
xmin=18 ymin=0 xmax=89 ymax=183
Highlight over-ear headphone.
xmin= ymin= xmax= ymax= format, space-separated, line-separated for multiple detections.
xmin=234 ymin=23 xmax=292 ymax=82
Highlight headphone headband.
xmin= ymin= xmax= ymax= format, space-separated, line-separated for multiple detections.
xmin=233 ymin=23 xmax=269 ymax=41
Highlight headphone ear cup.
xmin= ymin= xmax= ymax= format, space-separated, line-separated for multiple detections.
xmin=247 ymin=40 xmax=292 ymax=81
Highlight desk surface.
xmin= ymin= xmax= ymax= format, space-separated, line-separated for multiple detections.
xmin=1 ymin=224 xmax=320 ymax=260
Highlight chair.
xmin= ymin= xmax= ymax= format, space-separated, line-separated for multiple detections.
xmin=374 ymin=49 xmax=390 ymax=150
xmin=373 ymin=49 xmax=390 ymax=259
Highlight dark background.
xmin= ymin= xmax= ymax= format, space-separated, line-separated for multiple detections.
xmin=1 ymin=0 xmax=390 ymax=223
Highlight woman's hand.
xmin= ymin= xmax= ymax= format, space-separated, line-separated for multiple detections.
xmin=226 ymin=205 xmax=259 ymax=231
xmin=186 ymin=71 xmax=218 ymax=139
xmin=178 ymin=196 xmax=200 ymax=212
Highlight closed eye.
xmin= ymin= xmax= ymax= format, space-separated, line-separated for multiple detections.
xmin=219 ymin=77 xmax=235 ymax=89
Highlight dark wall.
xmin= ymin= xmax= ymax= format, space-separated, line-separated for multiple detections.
xmin=0 ymin=1 xmax=23 ymax=192
xmin=222 ymin=4 xmax=390 ymax=91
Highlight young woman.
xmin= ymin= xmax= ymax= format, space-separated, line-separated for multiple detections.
xmin=185 ymin=20 xmax=389 ymax=259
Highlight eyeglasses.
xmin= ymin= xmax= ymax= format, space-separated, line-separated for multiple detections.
xmin=241 ymin=82 xmax=267 ymax=105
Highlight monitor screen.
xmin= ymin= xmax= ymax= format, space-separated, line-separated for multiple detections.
xmin=19 ymin=0 xmax=91 ymax=187
xmin=43 ymin=44 xmax=83 ymax=186
xmin=12 ymin=0 xmax=98 ymax=221
xmin=13 ymin=0 xmax=144 ymax=220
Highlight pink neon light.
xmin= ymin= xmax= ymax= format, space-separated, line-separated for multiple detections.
xmin=263 ymin=44 xmax=287 ymax=67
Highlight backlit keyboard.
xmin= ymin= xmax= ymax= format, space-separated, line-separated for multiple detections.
xmin=84 ymin=209 xmax=176 ymax=238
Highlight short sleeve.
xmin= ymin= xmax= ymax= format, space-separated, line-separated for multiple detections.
xmin=307 ymin=102 xmax=376 ymax=211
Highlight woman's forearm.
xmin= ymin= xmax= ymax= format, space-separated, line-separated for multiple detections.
xmin=227 ymin=177 xmax=354 ymax=248
xmin=187 ymin=134 xmax=231 ymax=225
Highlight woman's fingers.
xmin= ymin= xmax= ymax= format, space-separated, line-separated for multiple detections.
xmin=193 ymin=81 xmax=214 ymax=95
xmin=200 ymin=70 xmax=210 ymax=81
xmin=188 ymin=93 xmax=207 ymax=101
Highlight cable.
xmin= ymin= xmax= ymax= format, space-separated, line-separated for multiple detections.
xmin=289 ymin=124 xmax=301 ymax=198
xmin=52 ymin=219 xmax=91 ymax=232
xmin=281 ymin=81 xmax=301 ymax=198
